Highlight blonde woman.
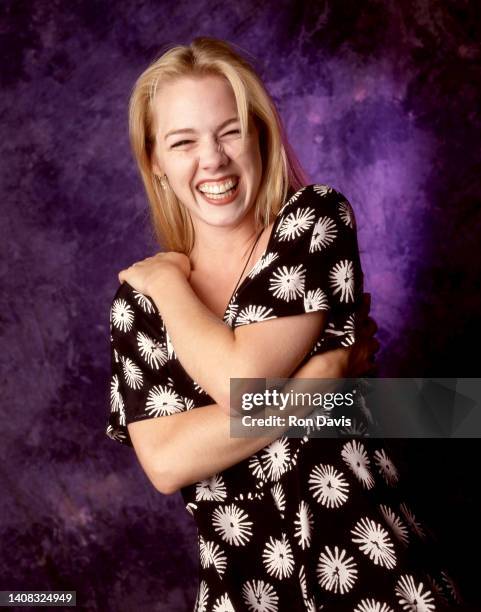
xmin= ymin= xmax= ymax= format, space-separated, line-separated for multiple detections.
xmin=107 ymin=37 xmax=462 ymax=611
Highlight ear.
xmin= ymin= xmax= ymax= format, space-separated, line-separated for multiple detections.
xmin=152 ymin=163 xmax=162 ymax=177
xmin=150 ymin=148 xmax=163 ymax=177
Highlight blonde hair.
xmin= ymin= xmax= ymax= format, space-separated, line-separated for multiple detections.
xmin=128 ymin=36 xmax=309 ymax=253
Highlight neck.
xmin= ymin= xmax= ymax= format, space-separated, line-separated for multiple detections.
xmin=189 ymin=212 xmax=263 ymax=275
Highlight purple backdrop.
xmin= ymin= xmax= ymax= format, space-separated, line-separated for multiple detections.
xmin=1 ymin=0 xmax=480 ymax=609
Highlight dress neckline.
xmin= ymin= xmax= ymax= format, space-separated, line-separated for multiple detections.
xmin=222 ymin=202 xmax=285 ymax=320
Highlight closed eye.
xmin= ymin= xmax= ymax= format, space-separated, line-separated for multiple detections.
xmin=171 ymin=140 xmax=193 ymax=148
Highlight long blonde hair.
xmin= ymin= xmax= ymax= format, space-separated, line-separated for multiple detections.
xmin=128 ymin=36 xmax=309 ymax=253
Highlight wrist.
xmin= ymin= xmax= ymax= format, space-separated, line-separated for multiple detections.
xmin=295 ymin=348 xmax=349 ymax=380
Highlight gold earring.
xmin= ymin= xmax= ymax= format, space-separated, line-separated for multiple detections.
xmin=159 ymin=174 xmax=168 ymax=190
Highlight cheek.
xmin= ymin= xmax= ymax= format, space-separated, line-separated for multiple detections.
xmin=166 ymin=156 xmax=197 ymax=181
xmin=227 ymin=140 xmax=262 ymax=173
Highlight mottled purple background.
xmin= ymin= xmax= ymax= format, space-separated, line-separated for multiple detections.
xmin=1 ymin=0 xmax=480 ymax=610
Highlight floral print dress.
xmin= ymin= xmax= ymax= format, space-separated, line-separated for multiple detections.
xmin=106 ymin=185 xmax=463 ymax=611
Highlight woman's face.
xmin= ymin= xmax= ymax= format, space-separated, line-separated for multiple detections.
xmin=151 ymin=74 xmax=263 ymax=230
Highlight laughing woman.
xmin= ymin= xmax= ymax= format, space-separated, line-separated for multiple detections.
xmin=106 ymin=37 xmax=463 ymax=611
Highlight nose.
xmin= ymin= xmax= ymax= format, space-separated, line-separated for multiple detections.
xmin=198 ymin=136 xmax=228 ymax=171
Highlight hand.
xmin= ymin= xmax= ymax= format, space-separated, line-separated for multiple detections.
xmin=346 ymin=292 xmax=380 ymax=376
xmin=118 ymin=251 xmax=191 ymax=296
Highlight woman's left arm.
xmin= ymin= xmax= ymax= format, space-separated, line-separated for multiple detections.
xmin=119 ymin=259 xmax=327 ymax=410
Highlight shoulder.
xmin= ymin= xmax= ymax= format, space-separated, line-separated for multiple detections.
xmin=279 ymin=184 xmax=355 ymax=220
xmin=272 ymin=184 xmax=356 ymax=244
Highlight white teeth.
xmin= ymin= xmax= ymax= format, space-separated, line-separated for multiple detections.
xmin=198 ymin=177 xmax=238 ymax=194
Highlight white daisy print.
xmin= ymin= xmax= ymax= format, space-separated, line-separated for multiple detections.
xmin=354 ymin=599 xmax=394 ymax=612
xmin=426 ymin=573 xmax=449 ymax=604
xmin=304 ymin=288 xmax=329 ymax=312
xmin=351 ymin=517 xmax=397 ymax=569
xmin=324 ymin=321 xmax=346 ymax=338
xmin=373 ymin=448 xmax=399 ymax=486
xmin=270 ymin=482 xmax=286 ymax=517
xmin=399 ymin=502 xmax=426 ymax=540
xmin=338 ymin=200 xmax=355 ymax=228
xmin=184 ymin=397 xmax=195 ymax=411
xmin=185 ymin=502 xmax=198 ymax=516
xmin=262 ymin=532 xmax=295 ymax=579
xmin=111 ymin=298 xmax=134 ymax=332
xmin=193 ymin=380 xmax=208 ymax=395
xmin=194 ymin=580 xmax=209 ymax=612
xmin=378 ymin=504 xmax=409 ymax=546
xmin=261 ymin=437 xmax=291 ymax=481
xmin=440 ymin=570 xmax=462 ymax=603
xmin=317 ymin=545 xmax=358 ymax=594
xmin=339 ymin=418 xmax=368 ymax=437
xmin=248 ymin=251 xmax=280 ymax=279
xmin=132 ymin=289 xmax=155 ymax=314
xmin=212 ymin=504 xmax=253 ymax=546
xmin=120 ymin=356 xmax=143 ymax=390
xmin=341 ymin=314 xmax=356 ymax=347
xmin=212 ymin=593 xmax=235 ymax=612
xmin=329 ymin=259 xmax=355 ymax=303
xmin=195 ymin=474 xmax=227 ymax=502
xmin=224 ymin=299 xmax=239 ymax=327
xmin=137 ymin=331 xmax=168 ymax=369
xmin=199 ymin=535 xmax=227 ymax=577
xmin=294 ymin=500 xmax=314 ymax=549
xmin=236 ymin=305 xmax=276 ymax=326
xmin=276 ymin=206 xmax=316 ymax=241
xmin=145 ymin=384 xmax=184 ymax=417
xmin=308 ymin=464 xmax=349 ymax=508
xmin=164 ymin=328 xmax=176 ymax=359
xmin=313 ymin=184 xmax=334 ymax=197
xmin=299 ymin=565 xmax=308 ymax=599
xmin=298 ymin=565 xmax=317 ymax=611
xmin=341 ymin=440 xmax=375 ymax=489
xmin=395 ymin=574 xmax=435 ymax=611
xmin=249 ymin=455 xmax=267 ymax=481
xmin=106 ymin=423 xmax=127 ymax=443
xmin=269 ymin=264 xmax=305 ymax=302
xmin=242 ymin=579 xmax=279 ymax=612
xmin=110 ymin=374 xmax=124 ymax=414
xmin=309 ymin=216 xmax=338 ymax=252
xmin=278 ymin=187 xmax=306 ymax=216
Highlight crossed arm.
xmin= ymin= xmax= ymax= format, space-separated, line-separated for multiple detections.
xmin=146 ymin=267 xmax=329 ymax=412
xmin=124 ymin=267 xmax=352 ymax=494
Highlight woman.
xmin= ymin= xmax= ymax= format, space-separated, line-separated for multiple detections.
xmin=107 ymin=37 xmax=462 ymax=611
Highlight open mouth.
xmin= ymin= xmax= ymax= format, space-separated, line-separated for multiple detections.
xmin=196 ymin=177 xmax=240 ymax=204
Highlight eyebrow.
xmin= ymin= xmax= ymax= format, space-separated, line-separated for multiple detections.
xmin=164 ymin=117 xmax=240 ymax=141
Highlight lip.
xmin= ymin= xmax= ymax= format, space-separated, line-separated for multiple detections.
xmin=195 ymin=174 xmax=239 ymax=189
xmin=197 ymin=177 xmax=241 ymax=206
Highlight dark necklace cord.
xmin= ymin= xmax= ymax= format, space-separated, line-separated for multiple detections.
xmin=230 ymin=229 xmax=264 ymax=297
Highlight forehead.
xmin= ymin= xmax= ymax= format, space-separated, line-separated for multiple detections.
xmin=153 ymin=74 xmax=239 ymax=134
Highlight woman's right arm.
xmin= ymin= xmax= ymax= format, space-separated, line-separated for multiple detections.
xmin=128 ymin=319 xmax=377 ymax=495
xmin=128 ymin=349 xmax=339 ymax=494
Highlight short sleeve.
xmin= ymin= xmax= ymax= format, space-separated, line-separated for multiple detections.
xmin=105 ymin=281 xmax=188 ymax=447
xmin=228 ymin=184 xmax=364 ymax=351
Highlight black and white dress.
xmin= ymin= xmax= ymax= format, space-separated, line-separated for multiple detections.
xmin=106 ymin=185 xmax=462 ymax=611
